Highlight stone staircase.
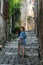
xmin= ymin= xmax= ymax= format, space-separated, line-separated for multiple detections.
xmin=0 ymin=32 xmax=39 ymax=65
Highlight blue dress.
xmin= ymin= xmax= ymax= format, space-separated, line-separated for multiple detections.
xmin=19 ymin=31 xmax=26 ymax=46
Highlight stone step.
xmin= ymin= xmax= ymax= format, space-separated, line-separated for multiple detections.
xmin=27 ymin=36 xmax=38 ymax=39
xmin=5 ymin=44 xmax=39 ymax=48
xmin=5 ymin=41 xmax=39 ymax=46
xmin=6 ymin=38 xmax=38 ymax=43
xmin=5 ymin=45 xmax=39 ymax=49
xmin=5 ymin=52 xmax=38 ymax=56
xmin=27 ymin=38 xmax=38 ymax=42
xmin=5 ymin=45 xmax=18 ymax=48
xmin=0 ymin=64 xmax=13 ymax=65
xmin=2 ymin=48 xmax=38 ymax=54
xmin=25 ymin=46 xmax=39 ymax=49
xmin=26 ymin=38 xmax=38 ymax=42
xmin=14 ymin=38 xmax=38 ymax=42
xmin=6 ymin=44 xmax=18 ymax=46
xmin=15 ymin=64 xmax=24 ymax=65
xmin=26 ymin=43 xmax=39 ymax=46
xmin=25 ymin=53 xmax=38 ymax=56
xmin=6 ymin=42 xmax=18 ymax=45
xmin=26 ymin=33 xmax=37 ymax=36
xmin=6 ymin=41 xmax=38 ymax=47
xmin=14 ymin=40 xmax=38 ymax=43
xmin=5 ymin=52 xmax=17 ymax=55
xmin=5 ymin=39 xmax=38 ymax=46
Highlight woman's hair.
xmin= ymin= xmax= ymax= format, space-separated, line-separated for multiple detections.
xmin=21 ymin=27 xmax=25 ymax=31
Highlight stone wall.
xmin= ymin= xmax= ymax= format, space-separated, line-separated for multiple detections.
xmin=0 ymin=0 xmax=5 ymax=42
xmin=20 ymin=0 xmax=35 ymax=31
xmin=0 ymin=14 xmax=5 ymax=42
xmin=39 ymin=0 xmax=43 ymax=60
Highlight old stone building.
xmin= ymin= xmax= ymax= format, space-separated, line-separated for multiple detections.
xmin=39 ymin=0 xmax=43 ymax=61
xmin=21 ymin=0 xmax=35 ymax=31
xmin=3 ymin=0 xmax=9 ymax=40
xmin=0 ymin=1 xmax=43 ymax=58
xmin=20 ymin=0 xmax=40 ymax=32
xmin=0 ymin=0 xmax=5 ymax=42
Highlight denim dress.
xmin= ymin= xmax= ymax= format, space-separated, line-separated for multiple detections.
xmin=19 ymin=31 xmax=26 ymax=46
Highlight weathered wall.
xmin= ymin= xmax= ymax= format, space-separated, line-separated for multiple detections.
xmin=39 ymin=0 xmax=43 ymax=60
xmin=0 ymin=0 xmax=5 ymax=42
xmin=0 ymin=14 xmax=5 ymax=42
xmin=21 ymin=0 xmax=35 ymax=31
xmin=3 ymin=0 xmax=9 ymax=40
xmin=0 ymin=15 xmax=3 ymax=39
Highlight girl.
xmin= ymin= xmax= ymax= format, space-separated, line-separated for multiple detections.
xmin=18 ymin=27 xmax=26 ymax=58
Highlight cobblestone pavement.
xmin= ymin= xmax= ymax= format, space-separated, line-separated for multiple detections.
xmin=0 ymin=32 xmax=40 ymax=65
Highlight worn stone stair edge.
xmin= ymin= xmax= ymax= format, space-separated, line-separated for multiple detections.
xmin=5 ymin=42 xmax=38 ymax=47
xmin=5 ymin=45 xmax=39 ymax=49
xmin=0 ymin=64 xmax=12 ymax=65
xmin=5 ymin=52 xmax=38 ymax=56
xmin=15 ymin=64 xmax=24 ymax=65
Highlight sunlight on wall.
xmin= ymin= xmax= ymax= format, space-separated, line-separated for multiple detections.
xmin=21 ymin=0 xmax=35 ymax=31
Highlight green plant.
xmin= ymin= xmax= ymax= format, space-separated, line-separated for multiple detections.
xmin=8 ymin=0 xmax=21 ymax=17
xmin=8 ymin=0 xmax=21 ymax=27
xmin=8 ymin=0 xmax=21 ymax=39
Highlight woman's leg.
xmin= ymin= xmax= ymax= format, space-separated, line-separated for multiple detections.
xmin=18 ymin=44 xmax=20 ymax=54
xmin=22 ymin=46 xmax=25 ymax=58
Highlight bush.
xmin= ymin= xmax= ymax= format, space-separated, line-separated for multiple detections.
xmin=8 ymin=33 xmax=15 ymax=41
xmin=12 ymin=27 xmax=20 ymax=36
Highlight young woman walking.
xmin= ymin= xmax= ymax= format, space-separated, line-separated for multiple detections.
xmin=18 ymin=27 xmax=26 ymax=58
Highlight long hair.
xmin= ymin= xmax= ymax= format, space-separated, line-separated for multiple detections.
xmin=21 ymin=27 xmax=25 ymax=31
